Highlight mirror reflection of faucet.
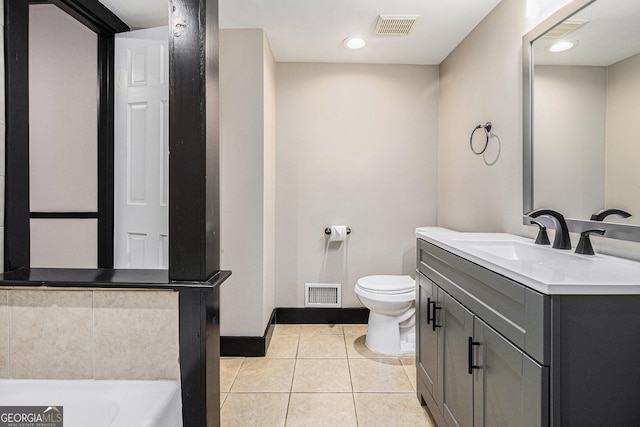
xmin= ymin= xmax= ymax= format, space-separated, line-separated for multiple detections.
xmin=526 ymin=208 xmax=572 ymax=250
xmin=590 ymin=208 xmax=631 ymax=222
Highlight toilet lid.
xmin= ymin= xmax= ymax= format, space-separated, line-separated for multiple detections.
xmin=356 ymin=275 xmax=415 ymax=294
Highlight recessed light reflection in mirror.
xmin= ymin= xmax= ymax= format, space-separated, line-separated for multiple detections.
xmin=546 ymin=39 xmax=577 ymax=53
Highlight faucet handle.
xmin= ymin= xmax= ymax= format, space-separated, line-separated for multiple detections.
xmin=590 ymin=208 xmax=631 ymax=221
xmin=575 ymin=229 xmax=605 ymax=255
xmin=526 ymin=208 xmax=571 ymax=249
xmin=530 ymin=220 xmax=550 ymax=245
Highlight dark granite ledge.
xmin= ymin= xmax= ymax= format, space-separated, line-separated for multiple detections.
xmin=0 ymin=268 xmax=231 ymax=290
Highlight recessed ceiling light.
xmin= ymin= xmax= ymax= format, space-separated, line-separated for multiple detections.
xmin=344 ymin=36 xmax=366 ymax=50
xmin=546 ymin=39 xmax=577 ymax=53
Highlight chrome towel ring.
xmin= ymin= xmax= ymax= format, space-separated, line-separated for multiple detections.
xmin=470 ymin=122 xmax=492 ymax=155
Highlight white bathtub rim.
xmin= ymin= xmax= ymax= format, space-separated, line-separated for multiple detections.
xmin=0 ymin=379 xmax=182 ymax=427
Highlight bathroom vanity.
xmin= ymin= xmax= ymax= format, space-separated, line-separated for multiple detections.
xmin=415 ymin=228 xmax=640 ymax=427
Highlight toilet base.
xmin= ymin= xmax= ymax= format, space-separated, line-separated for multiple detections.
xmin=364 ymin=312 xmax=416 ymax=356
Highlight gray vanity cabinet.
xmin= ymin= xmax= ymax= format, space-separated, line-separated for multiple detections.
xmin=416 ymin=238 xmax=549 ymax=427
xmin=417 ymin=235 xmax=640 ymax=425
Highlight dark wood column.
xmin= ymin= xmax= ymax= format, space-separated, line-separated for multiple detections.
xmin=4 ymin=0 xmax=31 ymax=271
xmin=169 ymin=0 xmax=224 ymax=425
xmin=169 ymin=0 xmax=220 ymax=281
xmin=96 ymin=33 xmax=115 ymax=268
xmin=178 ymin=279 xmax=226 ymax=427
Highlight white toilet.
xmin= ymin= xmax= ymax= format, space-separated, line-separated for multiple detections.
xmin=354 ymin=275 xmax=416 ymax=355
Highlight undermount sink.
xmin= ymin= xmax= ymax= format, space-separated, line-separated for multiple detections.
xmin=452 ymin=239 xmax=584 ymax=262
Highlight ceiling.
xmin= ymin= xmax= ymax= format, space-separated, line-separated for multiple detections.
xmin=99 ymin=0 xmax=501 ymax=65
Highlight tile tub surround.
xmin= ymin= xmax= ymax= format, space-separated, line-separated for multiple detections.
xmin=9 ymin=289 xmax=93 ymax=379
xmin=0 ymin=288 xmax=179 ymax=380
xmin=93 ymin=290 xmax=179 ymax=379
xmin=220 ymin=324 xmax=435 ymax=426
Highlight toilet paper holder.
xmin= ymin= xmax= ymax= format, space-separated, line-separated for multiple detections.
xmin=324 ymin=227 xmax=351 ymax=235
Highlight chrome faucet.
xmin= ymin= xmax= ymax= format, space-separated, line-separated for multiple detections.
xmin=526 ymin=209 xmax=572 ymax=250
xmin=590 ymin=208 xmax=631 ymax=222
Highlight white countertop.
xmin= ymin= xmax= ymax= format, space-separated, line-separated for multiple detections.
xmin=416 ymin=227 xmax=640 ymax=295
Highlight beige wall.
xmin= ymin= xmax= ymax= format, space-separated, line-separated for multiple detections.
xmin=29 ymin=4 xmax=97 ymax=212
xmin=275 ymin=63 xmax=439 ymax=308
xmin=220 ymin=41 xmax=438 ymax=329
xmin=438 ymin=0 xmax=571 ymax=238
xmin=219 ymin=29 xmax=276 ymax=336
xmin=29 ymin=4 xmax=98 ymax=267
xmin=438 ymin=0 xmax=528 ymax=235
xmin=263 ymin=34 xmax=277 ymax=328
xmin=30 ymin=219 xmax=98 ymax=268
xmin=0 ymin=289 xmax=179 ymax=380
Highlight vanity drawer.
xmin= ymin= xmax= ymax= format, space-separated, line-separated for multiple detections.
xmin=418 ymin=239 xmax=550 ymax=365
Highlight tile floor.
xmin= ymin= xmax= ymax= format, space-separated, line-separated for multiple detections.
xmin=220 ymin=324 xmax=437 ymax=426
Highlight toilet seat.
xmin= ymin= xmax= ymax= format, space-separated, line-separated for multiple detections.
xmin=356 ymin=275 xmax=415 ymax=294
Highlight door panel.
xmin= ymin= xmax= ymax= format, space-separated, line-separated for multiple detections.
xmin=442 ymin=292 xmax=474 ymax=427
xmin=474 ymin=318 xmax=548 ymax=427
xmin=417 ymin=273 xmax=439 ymax=397
xmin=114 ymin=27 xmax=169 ymax=269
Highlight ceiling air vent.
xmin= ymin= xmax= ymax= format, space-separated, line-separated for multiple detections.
xmin=542 ymin=19 xmax=588 ymax=38
xmin=375 ymin=15 xmax=420 ymax=36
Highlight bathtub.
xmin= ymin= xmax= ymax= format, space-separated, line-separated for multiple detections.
xmin=0 ymin=379 xmax=182 ymax=427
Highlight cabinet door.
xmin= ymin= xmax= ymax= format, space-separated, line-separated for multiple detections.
xmin=441 ymin=292 xmax=474 ymax=427
xmin=417 ymin=273 xmax=439 ymax=398
xmin=473 ymin=318 xmax=548 ymax=427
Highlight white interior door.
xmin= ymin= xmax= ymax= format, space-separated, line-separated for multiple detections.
xmin=114 ymin=27 xmax=169 ymax=269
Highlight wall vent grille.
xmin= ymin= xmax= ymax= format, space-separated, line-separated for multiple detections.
xmin=375 ymin=15 xmax=420 ymax=36
xmin=305 ymin=283 xmax=341 ymax=308
xmin=542 ymin=19 xmax=588 ymax=38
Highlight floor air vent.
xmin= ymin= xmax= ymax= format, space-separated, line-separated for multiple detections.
xmin=305 ymin=283 xmax=342 ymax=308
